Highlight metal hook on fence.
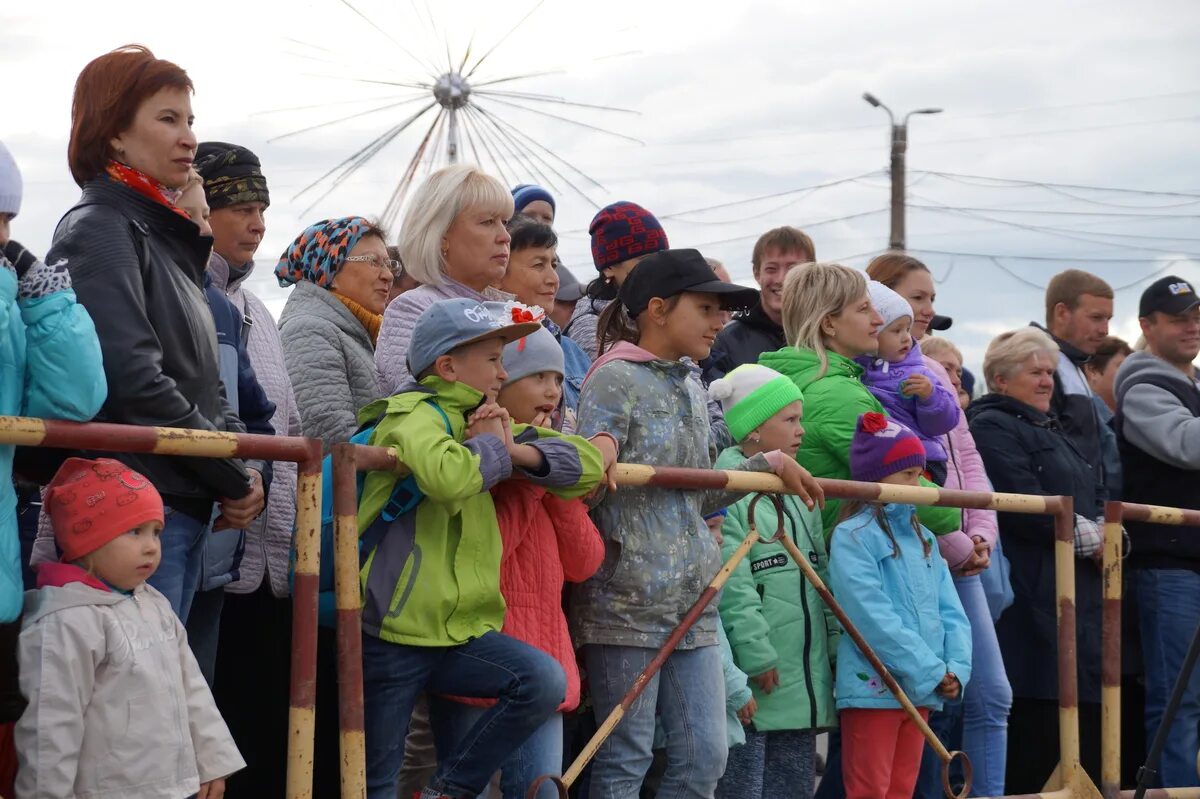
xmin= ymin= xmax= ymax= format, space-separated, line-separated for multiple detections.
xmin=526 ymin=492 xmax=786 ymax=799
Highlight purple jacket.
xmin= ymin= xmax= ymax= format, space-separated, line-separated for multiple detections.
xmin=856 ymin=340 xmax=960 ymax=462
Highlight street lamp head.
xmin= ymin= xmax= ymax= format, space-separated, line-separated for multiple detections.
xmin=913 ymin=107 xmax=944 ymax=115
xmin=863 ymin=92 xmax=882 ymax=108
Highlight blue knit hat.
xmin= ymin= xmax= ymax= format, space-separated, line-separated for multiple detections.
xmin=511 ymin=184 xmax=555 ymax=216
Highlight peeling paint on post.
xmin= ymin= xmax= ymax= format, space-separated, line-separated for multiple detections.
xmin=333 ymin=445 xmax=366 ymax=799
xmin=1101 ymin=502 xmax=1124 ymax=799
xmin=288 ymin=443 xmax=323 ymax=799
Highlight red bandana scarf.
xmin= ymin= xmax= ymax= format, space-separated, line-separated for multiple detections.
xmin=106 ymin=160 xmax=190 ymax=219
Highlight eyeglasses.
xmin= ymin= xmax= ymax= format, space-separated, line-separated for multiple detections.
xmin=344 ymin=254 xmax=401 ymax=277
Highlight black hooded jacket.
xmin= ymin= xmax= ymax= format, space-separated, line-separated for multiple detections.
xmin=702 ymin=301 xmax=786 ymax=383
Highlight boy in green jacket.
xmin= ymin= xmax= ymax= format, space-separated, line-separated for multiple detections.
xmin=358 ymin=298 xmax=605 ymax=799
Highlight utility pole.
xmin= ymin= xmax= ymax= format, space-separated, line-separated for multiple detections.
xmin=862 ymin=93 xmax=942 ymax=251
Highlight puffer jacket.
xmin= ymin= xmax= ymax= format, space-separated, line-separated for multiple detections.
xmin=461 ymin=481 xmax=603 ymax=711
xmin=572 ymin=342 xmax=777 ymax=651
xmin=715 ymin=445 xmax=837 ymax=732
xmin=47 ymin=176 xmax=250 ymax=519
xmin=279 ymin=280 xmax=380 ymax=452
xmin=855 ymin=339 xmax=960 ymax=462
xmin=209 ymin=253 xmax=302 ymax=596
xmin=16 ymin=564 xmax=244 ymax=798
xmin=719 ymin=624 xmax=752 ymax=748
xmin=0 ymin=245 xmax=106 ymax=623
xmin=357 ymin=377 xmax=603 ymax=646
xmin=829 ymin=503 xmax=972 ymax=712
xmin=374 ymin=277 xmax=513 ymax=395
xmin=758 ymin=346 xmax=961 ymax=539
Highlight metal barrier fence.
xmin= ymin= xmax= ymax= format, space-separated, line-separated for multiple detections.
xmin=1 ymin=415 xmax=1198 ymax=799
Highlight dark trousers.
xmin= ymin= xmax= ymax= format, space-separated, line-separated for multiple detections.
xmin=1006 ymin=698 xmax=1101 ymax=795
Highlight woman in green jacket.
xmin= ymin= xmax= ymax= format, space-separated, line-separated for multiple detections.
xmin=709 ymin=364 xmax=837 ymax=799
xmin=759 ymin=263 xmax=961 ymax=537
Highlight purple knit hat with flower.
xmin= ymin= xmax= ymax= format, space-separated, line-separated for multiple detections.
xmin=588 ymin=201 xmax=669 ymax=271
xmin=850 ymin=413 xmax=927 ymax=483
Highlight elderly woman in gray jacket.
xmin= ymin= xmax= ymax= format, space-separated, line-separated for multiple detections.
xmin=374 ymin=164 xmax=515 ymax=394
xmin=276 ymin=216 xmax=391 ymax=452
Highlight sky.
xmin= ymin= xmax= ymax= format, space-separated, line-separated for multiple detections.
xmin=3 ymin=0 xmax=1200 ymax=374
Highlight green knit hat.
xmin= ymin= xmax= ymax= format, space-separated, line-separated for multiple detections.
xmin=708 ymin=364 xmax=805 ymax=443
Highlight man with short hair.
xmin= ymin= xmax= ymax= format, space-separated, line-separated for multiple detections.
xmin=1032 ymin=269 xmax=1115 ymax=496
xmin=1114 ymin=275 xmax=1200 ymax=788
xmin=703 ymin=226 xmax=814 ymax=382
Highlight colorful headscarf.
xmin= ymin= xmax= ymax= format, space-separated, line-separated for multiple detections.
xmin=275 ymin=216 xmax=372 ymax=289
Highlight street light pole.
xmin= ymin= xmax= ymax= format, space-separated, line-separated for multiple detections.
xmin=862 ymin=93 xmax=942 ymax=251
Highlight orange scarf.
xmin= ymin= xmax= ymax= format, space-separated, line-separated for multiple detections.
xmin=333 ymin=292 xmax=383 ymax=345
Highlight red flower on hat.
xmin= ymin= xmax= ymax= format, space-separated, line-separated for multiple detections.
xmin=511 ymin=307 xmax=535 ymax=324
xmin=860 ymin=413 xmax=888 ymax=434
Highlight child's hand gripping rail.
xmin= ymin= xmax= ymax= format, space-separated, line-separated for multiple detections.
xmin=527 ymin=493 xmax=788 ymax=799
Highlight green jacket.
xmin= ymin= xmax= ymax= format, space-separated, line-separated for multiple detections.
xmin=757 ymin=347 xmax=961 ymax=538
xmin=358 ymin=376 xmax=603 ymax=646
xmin=716 ymin=445 xmax=838 ymax=732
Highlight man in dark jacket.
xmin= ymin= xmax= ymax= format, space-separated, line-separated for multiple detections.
xmin=1031 ymin=269 xmax=1114 ymax=499
xmin=703 ymin=226 xmax=813 ymax=383
xmin=1114 ymin=275 xmax=1200 ymax=788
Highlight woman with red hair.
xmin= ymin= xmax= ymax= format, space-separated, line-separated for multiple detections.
xmin=45 ymin=45 xmax=265 ymax=622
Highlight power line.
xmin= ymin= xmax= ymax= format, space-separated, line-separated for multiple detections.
xmin=906 ymin=204 xmax=1200 ymax=220
xmin=908 ymin=248 xmax=1191 ymax=264
xmin=915 ymin=170 xmax=1200 ymax=199
xmin=687 ymin=209 xmax=888 ymax=249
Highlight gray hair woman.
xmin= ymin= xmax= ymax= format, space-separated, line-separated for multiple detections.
xmin=375 ymin=164 xmax=515 ymax=393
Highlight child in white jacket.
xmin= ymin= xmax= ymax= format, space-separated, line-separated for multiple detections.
xmin=16 ymin=457 xmax=244 ymax=799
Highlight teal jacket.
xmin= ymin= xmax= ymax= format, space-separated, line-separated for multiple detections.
xmin=758 ymin=346 xmax=961 ymax=539
xmin=829 ymin=503 xmax=972 ymax=711
xmin=0 ymin=264 xmax=106 ymax=622
xmin=715 ymin=445 xmax=838 ymax=732
xmin=718 ymin=623 xmax=752 ymax=748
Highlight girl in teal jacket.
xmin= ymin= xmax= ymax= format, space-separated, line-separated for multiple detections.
xmin=709 ymin=364 xmax=836 ymax=799
xmin=830 ymin=413 xmax=971 ymax=799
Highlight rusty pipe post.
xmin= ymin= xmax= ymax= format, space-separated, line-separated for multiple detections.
xmin=333 ymin=445 xmax=366 ymax=799
xmin=774 ymin=522 xmax=971 ymax=799
xmin=528 ymin=493 xmax=788 ymax=799
xmin=288 ymin=441 xmax=324 ymax=799
xmin=1052 ymin=496 xmax=1085 ymax=791
xmin=1102 ymin=502 xmax=1125 ymax=799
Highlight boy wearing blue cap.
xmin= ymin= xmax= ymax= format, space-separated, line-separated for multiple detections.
xmin=356 ymin=298 xmax=605 ymax=799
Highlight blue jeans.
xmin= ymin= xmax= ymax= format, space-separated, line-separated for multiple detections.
xmin=916 ymin=574 xmax=1012 ymax=797
xmin=430 ymin=701 xmax=564 ymax=798
xmin=584 ymin=643 xmax=726 ymax=799
xmin=717 ymin=729 xmax=816 ymax=799
xmin=1134 ymin=568 xmax=1200 ymax=788
xmin=814 ymin=730 xmax=843 ymax=799
xmin=361 ymin=630 xmax=565 ymax=799
xmin=147 ymin=506 xmax=211 ymax=621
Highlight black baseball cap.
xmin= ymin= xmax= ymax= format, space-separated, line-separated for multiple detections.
xmin=619 ymin=248 xmax=759 ymax=316
xmin=929 ymin=315 xmax=953 ymax=331
xmin=1139 ymin=275 xmax=1200 ymax=317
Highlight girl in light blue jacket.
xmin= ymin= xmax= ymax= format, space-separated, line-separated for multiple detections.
xmin=829 ymin=413 xmax=971 ymax=799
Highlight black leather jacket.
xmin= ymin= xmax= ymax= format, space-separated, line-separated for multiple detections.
xmin=47 ymin=178 xmax=250 ymax=519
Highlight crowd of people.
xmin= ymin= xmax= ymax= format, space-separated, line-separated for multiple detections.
xmin=0 ymin=43 xmax=1196 ymax=799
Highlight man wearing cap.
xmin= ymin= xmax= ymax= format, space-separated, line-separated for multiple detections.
xmin=1113 ymin=276 xmax=1200 ymax=788
xmin=193 ymin=141 xmax=302 ymax=799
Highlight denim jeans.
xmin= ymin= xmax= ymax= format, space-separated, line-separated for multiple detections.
xmin=584 ymin=643 xmax=726 ymax=799
xmin=1134 ymin=568 xmax=1200 ymax=788
xmin=361 ymin=630 xmax=565 ymax=799
xmin=717 ymin=729 xmax=816 ymax=799
xmin=916 ymin=574 xmax=1012 ymax=797
xmin=185 ymin=587 xmax=225 ymax=686
xmin=815 ymin=730 xmax=844 ymax=799
xmin=430 ymin=701 xmax=564 ymax=798
xmin=147 ymin=506 xmax=212 ymax=621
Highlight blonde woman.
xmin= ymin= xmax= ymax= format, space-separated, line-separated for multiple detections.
xmin=375 ymin=164 xmax=516 ymax=393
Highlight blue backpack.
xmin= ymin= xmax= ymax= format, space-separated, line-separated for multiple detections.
xmin=309 ymin=398 xmax=452 ymax=627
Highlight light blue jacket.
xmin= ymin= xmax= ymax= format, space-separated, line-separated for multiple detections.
xmin=829 ymin=503 xmax=972 ymax=711
xmin=0 ymin=264 xmax=106 ymax=621
xmin=719 ymin=622 xmax=752 ymax=748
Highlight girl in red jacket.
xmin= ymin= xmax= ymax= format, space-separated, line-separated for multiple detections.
xmin=432 ymin=325 xmax=604 ymax=798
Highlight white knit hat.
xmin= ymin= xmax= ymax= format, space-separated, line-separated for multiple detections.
xmin=0 ymin=142 xmax=21 ymax=219
xmin=708 ymin=364 xmax=804 ymax=443
xmin=867 ymin=280 xmax=912 ymax=330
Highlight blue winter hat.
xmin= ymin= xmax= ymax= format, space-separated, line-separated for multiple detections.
xmin=511 ymin=184 xmax=555 ymax=216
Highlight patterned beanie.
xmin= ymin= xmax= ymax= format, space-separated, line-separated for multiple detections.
xmin=867 ymin=280 xmax=913 ymax=331
xmin=708 ymin=364 xmax=804 ymax=443
xmin=850 ymin=413 xmax=926 ymax=483
xmin=589 ymin=201 xmax=669 ymax=271
xmin=276 ymin=216 xmax=372 ymax=289
xmin=194 ymin=141 xmax=270 ymax=210
xmin=0 ymin=141 xmax=22 ymax=219
xmin=45 ymin=458 xmax=165 ymax=562
xmin=511 ymin=184 xmax=555 ymax=216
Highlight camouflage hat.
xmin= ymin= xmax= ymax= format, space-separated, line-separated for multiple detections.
xmin=194 ymin=141 xmax=270 ymax=210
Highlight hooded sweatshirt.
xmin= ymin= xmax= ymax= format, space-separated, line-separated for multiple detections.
xmin=16 ymin=564 xmax=244 ymax=798
xmin=855 ymin=339 xmax=960 ymax=462
xmin=1114 ymin=350 xmax=1200 ymax=570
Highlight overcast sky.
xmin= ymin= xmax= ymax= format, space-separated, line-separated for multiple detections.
xmin=4 ymin=0 xmax=1199 ymax=372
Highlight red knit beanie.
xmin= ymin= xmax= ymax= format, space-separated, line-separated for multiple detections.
xmin=45 ymin=458 xmax=165 ymax=562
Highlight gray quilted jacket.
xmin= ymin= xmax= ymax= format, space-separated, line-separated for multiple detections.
xmin=279 ymin=280 xmax=380 ymax=453
xmin=209 ymin=254 xmax=302 ymax=597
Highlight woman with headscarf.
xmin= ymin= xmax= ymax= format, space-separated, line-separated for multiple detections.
xmin=277 ymin=216 xmax=390 ymax=451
